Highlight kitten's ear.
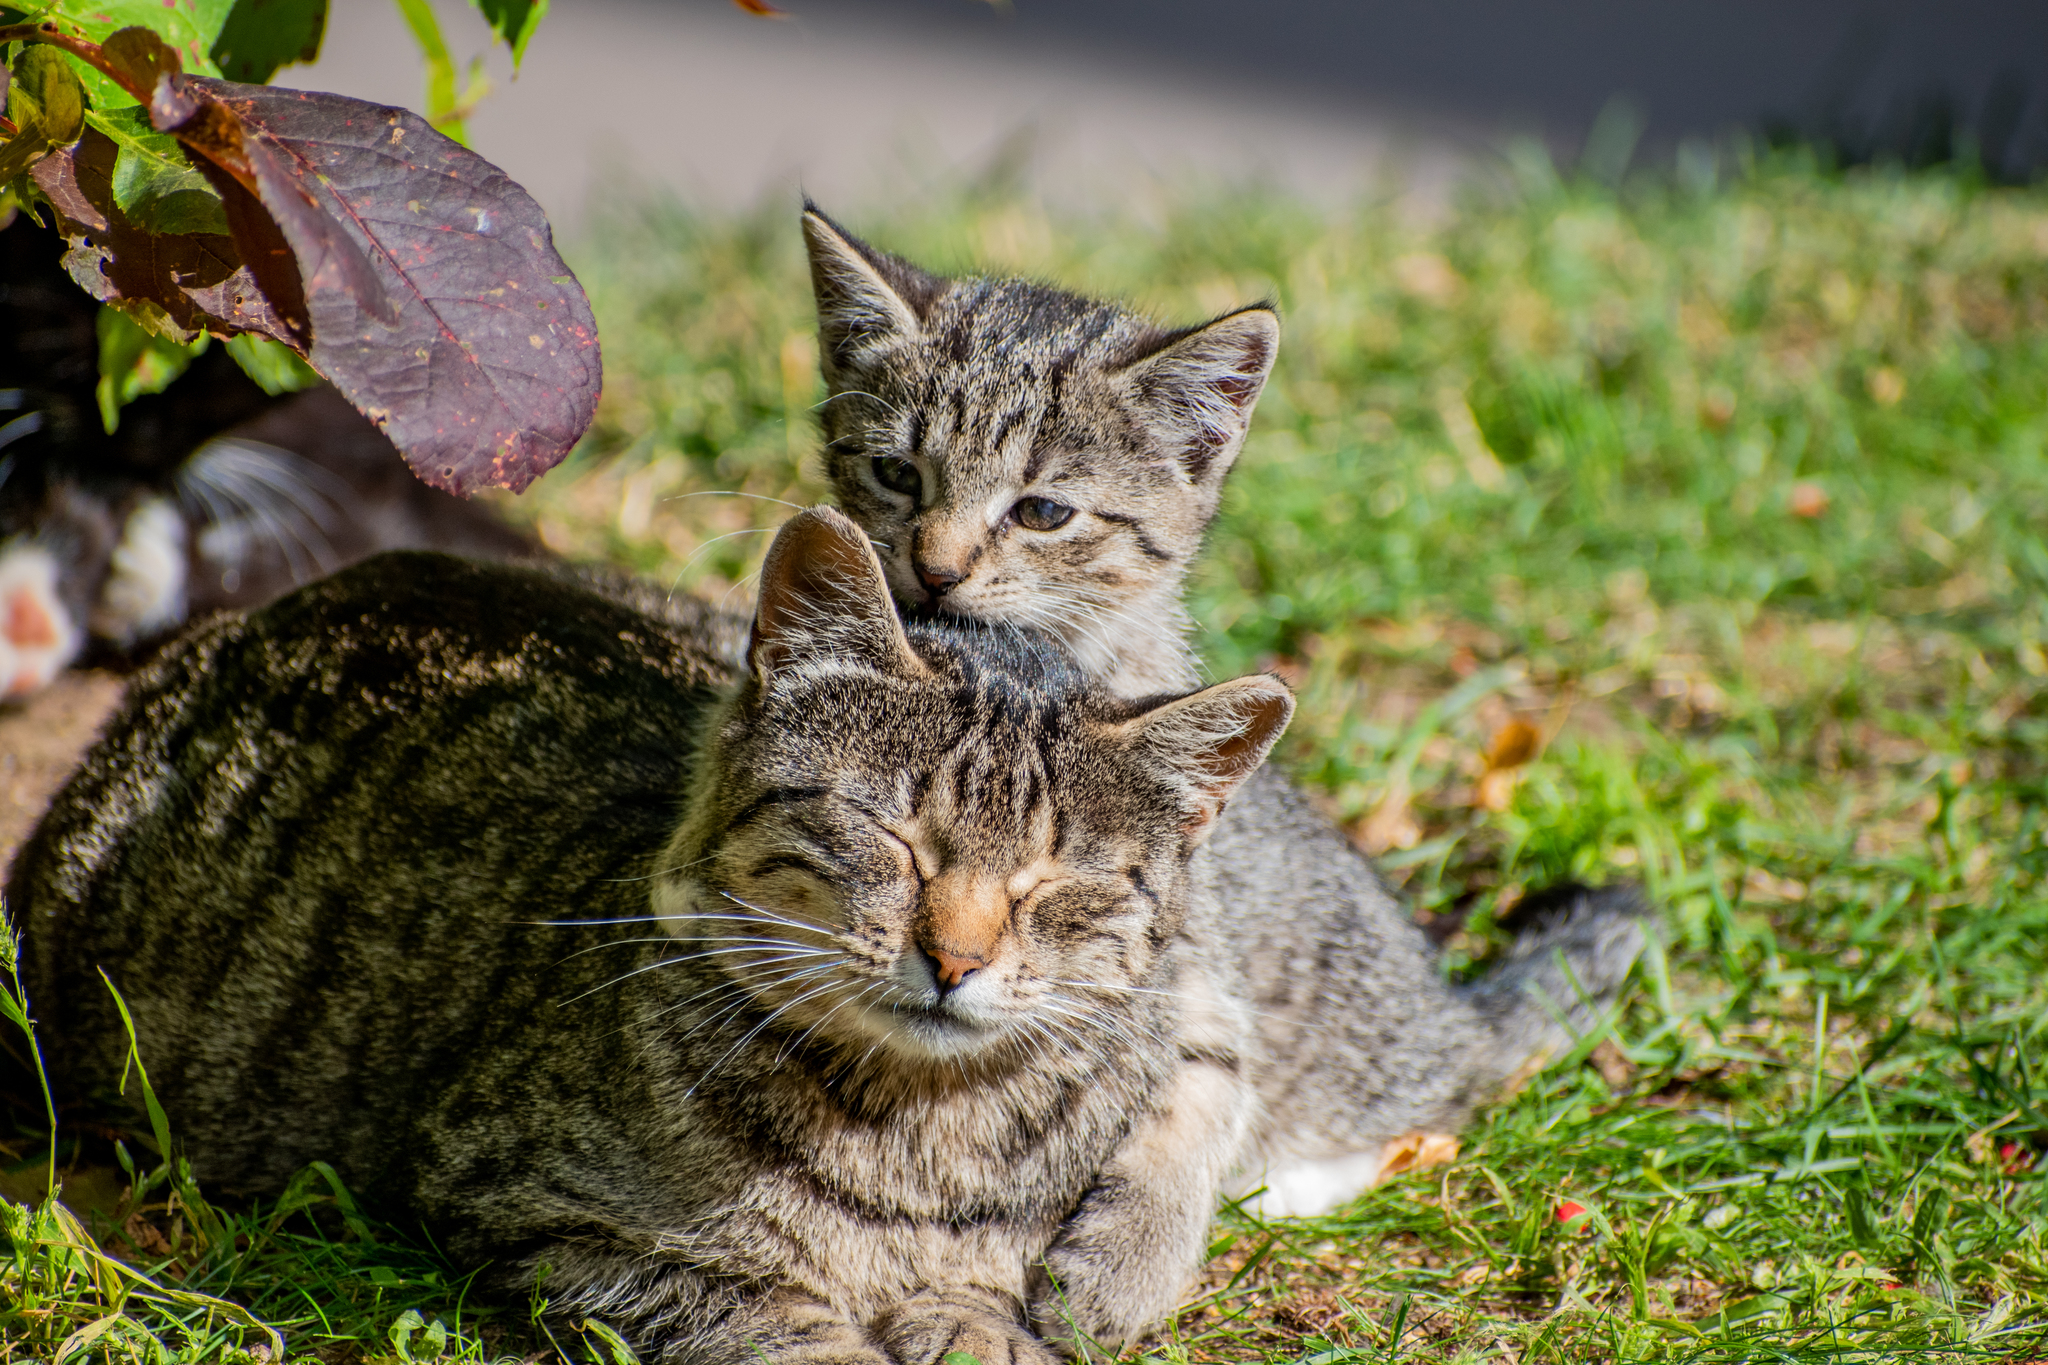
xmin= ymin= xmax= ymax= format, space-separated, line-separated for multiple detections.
xmin=802 ymin=203 xmax=943 ymax=377
xmin=749 ymin=506 xmax=927 ymax=680
xmin=1117 ymin=674 xmax=1294 ymax=844
xmin=1120 ymin=306 xmax=1280 ymax=487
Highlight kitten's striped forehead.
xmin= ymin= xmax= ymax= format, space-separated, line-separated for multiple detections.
xmin=831 ymin=277 xmax=1167 ymax=471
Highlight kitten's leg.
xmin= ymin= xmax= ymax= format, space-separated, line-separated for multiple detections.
xmin=1225 ymin=1131 xmax=1462 ymax=1220
xmin=874 ymin=1286 xmax=1058 ymax=1365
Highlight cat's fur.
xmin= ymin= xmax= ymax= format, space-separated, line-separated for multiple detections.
xmin=806 ymin=205 xmax=1276 ymax=698
xmin=804 ymin=208 xmax=1649 ymax=1226
xmin=13 ymin=510 xmax=1633 ymax=1362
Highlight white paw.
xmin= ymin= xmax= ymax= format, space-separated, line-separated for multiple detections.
xmin=0 ymin=545 xmax=83 ymax=700
xmin=1225 ymin=1133 xmax=1460 ymax=1219
xmin=91 ymin=497 xmax=190 ymax=646
xmin=1226 ymin=1150 xmax=1388 ymax=1220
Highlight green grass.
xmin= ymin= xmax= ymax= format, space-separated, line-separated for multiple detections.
xmin=8 ymin=146 xmax=2048 ymax=1361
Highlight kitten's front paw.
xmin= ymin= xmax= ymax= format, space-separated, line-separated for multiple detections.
xmin=873 ymin=1287 xmax=1058 ymax=1365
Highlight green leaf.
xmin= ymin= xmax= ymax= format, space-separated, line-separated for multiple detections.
xmin=97 ymin=304 xmax=207 ymax=433
xmin=470 ymin=0 xmax=548 ymax=68
xmin=31 ymin=0 xmax=233 ymax=109
xmin=225 ymin=332 xmax=320 ymax=394
xmin=209 ymin=0 xmax=327 ymax=83
xmin=0 ymin=45 xmax=86 ymax=183
xmin=82 ymin=105 xmax=229 ymax=235
xmin=391 ymin=0 xmax=477 ymax=145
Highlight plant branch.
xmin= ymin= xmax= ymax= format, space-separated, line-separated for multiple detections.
xmin=0 ymin=22 xmax=153 ymax=104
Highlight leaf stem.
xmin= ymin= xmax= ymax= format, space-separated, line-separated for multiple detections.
xmin=0 ymin=23 xmax=152 ymax=105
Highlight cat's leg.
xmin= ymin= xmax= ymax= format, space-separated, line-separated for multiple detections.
xmin=91 ymin=498 xmax=189 ymax=646
xmin=662 ymin=1288 xmax=897 ymax=1365
xmin=1027 ymin=962 xmax=1255 ymax=1357
xmin=874 ymin=1286 xmax=1058 ymax=1365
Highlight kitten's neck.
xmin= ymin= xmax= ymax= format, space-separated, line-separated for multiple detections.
xmin=1049 ymin=588 xmax=1203 ymax=699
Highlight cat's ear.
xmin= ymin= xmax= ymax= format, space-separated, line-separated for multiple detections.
xmin=802 ymin=203 xmax=943 ymax=376
xmin=1116 ymin=674 xmax=1294 ymax=844
xmin=1120 ymin=306 xmax=1280 ymax=488
xmin=749 ymin=506 xmax=927 ymax=680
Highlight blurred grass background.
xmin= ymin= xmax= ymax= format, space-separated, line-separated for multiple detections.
xmin=7 ymin=146 xmax=2048 ymax=1361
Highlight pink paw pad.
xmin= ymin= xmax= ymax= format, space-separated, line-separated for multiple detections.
xmin=0 ymin=547 xmax=82 ymax=700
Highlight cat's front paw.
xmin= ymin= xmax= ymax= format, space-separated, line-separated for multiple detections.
xmin=873 ymin=1287 xmax=1058 ymax=1365
xmin=1027 ymin=1233 xmax=1190 ymax=1360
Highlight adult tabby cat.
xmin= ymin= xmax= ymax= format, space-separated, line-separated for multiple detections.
xmin=13 ymin=509 xmax=1629 ymax=1361
xmin=804 ymin=206 xmax=1646 ymax=1220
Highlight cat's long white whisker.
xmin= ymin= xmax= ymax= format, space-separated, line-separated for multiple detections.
xmin=714 ymin=891 xmax=848 ymax=944
xmin=1044 ymin=978 xmax=1196 ymax=1003
xmin=601 ymin=852 xmax=718 ymax=883
xmin=685 ymin=978 xmax=848 ymax=1098
xmin=566 ymin=942 xmax=840 ymax=972
xmin=558 ymin=953 xmax=701 ymax=1007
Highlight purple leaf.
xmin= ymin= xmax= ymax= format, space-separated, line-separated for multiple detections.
xmin=29 ymin=127 xmax=306 ymax=345
xmin=154 ymin=76 xmax=600 ymax=495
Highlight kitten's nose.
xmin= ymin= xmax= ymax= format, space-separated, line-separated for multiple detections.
xmin=923 ymin=946 xmax=984 ymax=994
xmin=915 ymin=562 xmax=965 ymax=598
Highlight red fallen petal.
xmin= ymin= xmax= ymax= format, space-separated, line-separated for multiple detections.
xmin=1555 ymin=1200 xmax=1586 ymax=1223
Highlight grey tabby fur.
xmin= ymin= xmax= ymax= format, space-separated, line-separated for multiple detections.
xmin=13 ymin=509 xmax=1637 ymax=1362
xmin=804 ymin=209 xmax=1649 ymax=1230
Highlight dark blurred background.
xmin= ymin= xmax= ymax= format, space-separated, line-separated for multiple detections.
xmin=292 ymin=0 xmax=2048 ymax=225
xmin=831 ymin=0 xmax=2048 ymax=178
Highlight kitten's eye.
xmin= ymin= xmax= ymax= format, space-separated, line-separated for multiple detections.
xmin=1011 ymin=497 xmax=1076 ymax=532
xmin=871 ymin=457 xmax=922 ymax=500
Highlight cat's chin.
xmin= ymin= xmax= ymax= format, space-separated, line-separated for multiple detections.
xmin=848 ymin=999 xmax=1009 ymax=1062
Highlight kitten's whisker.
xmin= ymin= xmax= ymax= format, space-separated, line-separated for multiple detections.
xmin=814 ymin=389 xmax=902 ymax=418
xmin=661 ymin=491 xmax=810 ymax=514
xmin=665 ymin=527 xmax=776 ymax=596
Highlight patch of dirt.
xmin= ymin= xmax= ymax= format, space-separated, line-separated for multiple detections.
xmin=0 ymin=671 xmax=125 ymax=876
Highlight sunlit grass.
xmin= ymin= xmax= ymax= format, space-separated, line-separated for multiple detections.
xmin=6 ymin=145 xmax=2048 ymax=1361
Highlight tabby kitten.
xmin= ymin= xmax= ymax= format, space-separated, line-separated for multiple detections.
xmin=804 ymin=208 xmax=1649 ymax=1228
xmin=806 ymin=205 xmax=1275 ymax=698
xmin=13 ymin=510 xmax=1633 ymax=1362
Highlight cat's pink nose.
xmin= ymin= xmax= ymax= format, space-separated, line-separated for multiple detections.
xmin=925 ymin=946 xmax=984 ymax=992
xmin=914 ymin=562 xmax=965 ymax=597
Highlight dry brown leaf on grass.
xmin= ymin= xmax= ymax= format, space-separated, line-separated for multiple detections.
xmin=1353 ymin=779 xmax=1422 ymax=854
xmin=1373 ymin=1131 xmax=1461 ymax=1184
xmin=1473 ymin=717 xmax=1543 ymax=812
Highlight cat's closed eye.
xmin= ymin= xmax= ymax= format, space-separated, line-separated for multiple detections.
xmin=871 ymin=456 xmax=922 ymax=500
xmin=1011 ymin=497 xmax=1075 ymax=531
